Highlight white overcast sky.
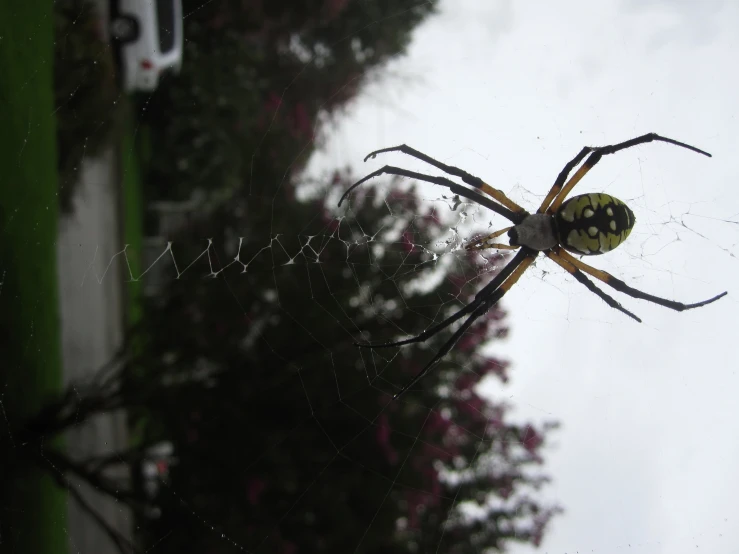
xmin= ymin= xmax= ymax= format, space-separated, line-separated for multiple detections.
xmin=307 ymin=0 xmax=739 ymax=552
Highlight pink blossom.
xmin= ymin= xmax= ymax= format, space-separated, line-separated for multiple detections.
xmin=323 ymin=212 xmax=340 ymax=232
xmin=521 ymin=424 xmax=543 ymax=454
xmin=376 ymin=413 xmax=398 ymax=464
xmin=246 ymin=478 xmax=266 ymax=506
xmin=479 ymin=357 xmax=510 ymax=383
xmin=456 ymin=323 xmax=486 ymax=351
xmin=423 ymin=207 xmax=441 ymax=226
xmin=454 ymin=372 xmax=478 ymax=392
xmin=186 ymin=427 xmax=199 ymax=444
xmin=281 ymin=541 xmax=297 ymax=554
xmin=324 ymin=0 xmax=350 ymax=19
xmin=426 ymin=410 xmax=450 ymax=434
xmin=401 ymin=230 xmax=415 ymax=253
xmin=290 ymin=102 xmax=313 ymax=140
xmin=155 ymin=460 xmax=169 ymax=476
xmin=264 ymin=92 xmax=282 ymax=113
xmin=376 ymin=413 xmax=391 ymax=446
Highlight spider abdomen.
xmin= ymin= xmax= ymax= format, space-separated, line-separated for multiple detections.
xmin=554 ymin=193 xmax=635 ymax=255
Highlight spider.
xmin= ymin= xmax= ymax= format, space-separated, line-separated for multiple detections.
xmin=338 ymin=133 xmax=727 ymax=399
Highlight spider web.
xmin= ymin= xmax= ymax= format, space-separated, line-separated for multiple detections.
xmin=69 ymin=166 xmax=560 ymax=553
xmin=3 ymin=1 xmax=739 ymax=554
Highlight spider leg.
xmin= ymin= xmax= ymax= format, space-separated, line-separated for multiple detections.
xmin=338 ymin=165 xmax=520 ymax=224
xmin=471 ymin=243 xmax=520 ymax=251
xmin=538 ymin=133 xmax=712 ymax=215
xmin=357 ymin=249 xmax=532 ymax=349
xmin=545 ymin=250 xmax=641 ymax=322
xmin=537 ymin=147 xmax=593 ymax=214
xmin=393 ymin=252 xmax=536 ymax=399
xmin=359 ymin=298 xmax=480 ymax=349
xmin=364 ymin=144 xmax=528 ymax=217
xmin=555 ymin=247 xmax=727 ymax=311
xmin=465 ymin=226 xmax=517 ymax=251
xmin=392 ymin=302 xmax=490 ymax=399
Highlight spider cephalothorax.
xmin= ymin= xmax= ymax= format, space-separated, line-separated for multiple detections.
xmin=338 ymin=133 xmax=727 ymax=399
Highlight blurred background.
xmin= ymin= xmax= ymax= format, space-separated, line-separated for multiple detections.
xmin=1 ymin=1 xmax=737 ymax=553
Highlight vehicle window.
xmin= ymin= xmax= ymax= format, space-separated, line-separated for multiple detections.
xmin=156 ymin=0 xmax=176 ymax=53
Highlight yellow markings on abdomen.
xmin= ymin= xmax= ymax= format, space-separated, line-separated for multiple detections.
xmin=555 ymin=193 xmax=636 ymax=256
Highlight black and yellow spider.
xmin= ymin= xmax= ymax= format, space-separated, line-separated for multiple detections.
xmin=338 ymin=133 xmax=727 ymax=399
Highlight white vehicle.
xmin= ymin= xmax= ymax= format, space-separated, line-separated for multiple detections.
xmin=110 ymin=0 xmax=184 ymax=92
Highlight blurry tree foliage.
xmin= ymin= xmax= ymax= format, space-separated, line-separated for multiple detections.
xmin=10 ymin=1 xmax=563 ymax=552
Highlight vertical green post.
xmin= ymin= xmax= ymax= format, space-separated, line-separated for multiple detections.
xmin=0 ymin=1 xmax=67 ymax=553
